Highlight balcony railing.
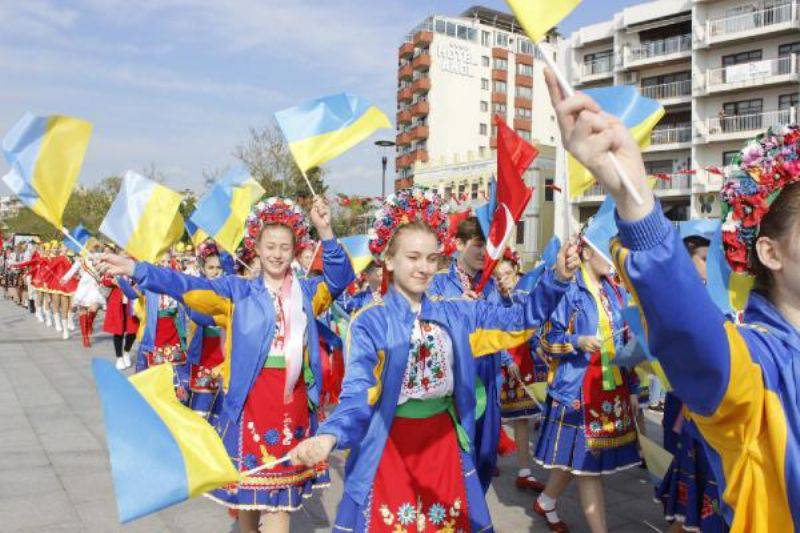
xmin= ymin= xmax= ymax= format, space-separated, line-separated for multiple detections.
xmin=706 ymin=108 xmax=795 ymax=137
xmin=578 ymin=173 xmax=692 ymax=199
xmin=641 ymin=79 xmax=692 ymax=100
xmin=581 ymin=57 xmax=614 ymax=78
xmin=651 ymin=126 xmax=692 ymax=145
xmin=708 ymin=2 xmax=797 ymax=39
xmin=627 ymin=35 xmax=691 ymax=63
xmin=706 ymin=55 xmax=798 ymax=90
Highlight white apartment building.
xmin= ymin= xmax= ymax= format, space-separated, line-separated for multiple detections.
xmin=395 ymin=6 xmax=561 ymax=263
xmin=559 ymin=0 xmax=799 ymax=226
xmin=0 ymin=195 xmax=23 ymax=219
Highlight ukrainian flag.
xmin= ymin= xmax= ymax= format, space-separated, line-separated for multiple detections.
xmin=189 ymin=166 xmax=265 ymax=254
xmin=92 ymin=359 xmax=237 ymax=523
xmin=184 ymin=218 xmax=209 ymax=247
xmin=1 ymin=112 xmax=92 ymax=228
xmin=506 ymin=0 xmax=581 ymax=42
xmin=309 ymin=234 xmax=373 ymax=275
xmin=275 ymin=92 xmax=391 ymax=173
xmin=569 ymin=86 xmax=665 ymax=198
xmin=63 ymin=224 xmax=92 ymax=254
xmin=99 ymin=171 xmax=184 ymax=263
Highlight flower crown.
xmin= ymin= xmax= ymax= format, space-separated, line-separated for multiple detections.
xmin=196 ymin=239 xmax=220 ymax=261
xmin=368 ymin=187 xmax=452 ymax=258
xmin=243 ymin=197 xmax=311 ymax=252
xmin=502 ymin=247 xmax=520 ymax=266
xmin=720 ymin=125 xmax=800 ymax=275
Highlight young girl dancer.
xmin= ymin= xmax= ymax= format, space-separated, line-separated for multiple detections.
xmin=546 ymin=68 xmax=800 ymax=531
xmin=102 ymin=248 xmax=139 ymax=369
xmin=61 ymin=246 xmax=106 ymax=347
xmin=97 ymin=196 xmax=354 ymax=533
xmin=289 ymin=188 xmax=579 ymax=532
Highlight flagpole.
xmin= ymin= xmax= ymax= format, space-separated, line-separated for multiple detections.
xmin=300 ymin=169 xmax=318 ymax=198
xmin=240 ymin=455 xmax=291 ymax=477
xmin=535 ymin=44 xmax=644 ymax=206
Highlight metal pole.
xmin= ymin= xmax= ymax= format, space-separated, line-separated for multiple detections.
xmin=381 ymin=156 xmax=388 ymax=198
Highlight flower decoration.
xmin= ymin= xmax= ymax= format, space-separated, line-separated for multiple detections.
xmin=243 ymin=197 xmax=311 ymax=252
xmin=196 ymin=239 xmax=220 ymax=262
xmin=720 ymin=125 xmax=800 ymax=274
xmin=368 ymin=187 xmax=453 ymax=259
xmin=502 ymin=247 xmax=520 ymax=267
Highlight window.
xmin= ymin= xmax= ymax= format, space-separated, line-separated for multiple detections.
xmin=458 ymin=183 xmax=466 ymax=196
xmin=444 ymin=186 xmax=452 ymax=198
xmin=493 ymin=103 xmax=507 ymax=115
xmin=779 ymin=42 xmax=800 ymax=57
xmin=493 ymin=58 xmax=508 ymax=70
xmin=480 ymin=101 xmax=488 ymax=112
xmin=545 ymin=179 xmax=554 ymax=202
xmin=446 ymin=22 xmax=456 ymax=37
xmin=479 ymin=146 xmax=487 ymax=157
xmin=457 ymin=25 xmax=468 ymax=40
xmin=722 ymin=49 xmax=762 ymax=66
xmin=519 ymin=39 xmax=534 ymax=55
xmin=496 ymin=32 xmax=509 ymax=47
xmin=467 ymin=28 xmax=477 ymax=41
xmin=517 ymin=63 xmax=533 ymax=76
xmin=723 ymin=98 xmax=763 ymax=116
xmin=482 ymin=55 xmax=490 ymax=67
xmin=481 ymin=78 xmax=489 ymax=90
xmin=641 ymin=71 xmax=691 ymax=86
xmin=479 ymin=123 xmax=488 ymax=135
xmin=723 ymin=151 xmax=739 ymax=166
xmin=516 ymin=86 xmax=533 ymax=99
xmin=481 ymin=30 xmax=491 ymax=46
xmin=435 ymin=19 xmax=446 ymax=34
xmin=515 ymin=220 xmax=525 ymax=245
xmin=583 ymin=50 xmax=613 ymax=73
xmin=516 ymin=107 xmax=532 ymax=119
xmin=492 ymin=125 xmax=498 ymax=137
xmin=471 ymin=182 xmax=479 ymax=200
xmin=493 ymin=80 xmax=507 ymax=93
xmin=779 ymin=93 xmax=799 ymax=110
xmin=516 ymin=129 xmax=531 ymax=141
xmin=644 ymin=160 xmax=674 ymax=175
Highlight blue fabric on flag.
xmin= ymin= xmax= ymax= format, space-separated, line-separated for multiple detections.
xmin=583 ymin=196 xmax=617 ymax=263
xmin=64 ymin=224 xmax=91 ymax=253
xmin=475 ymin=176 xmax=496 ymax=239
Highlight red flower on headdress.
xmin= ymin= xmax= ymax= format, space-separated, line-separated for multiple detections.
xmin=732 ymin=192 xmax=769 ymax=228
xmin=722 ymin=230 xmax=749 ymax=273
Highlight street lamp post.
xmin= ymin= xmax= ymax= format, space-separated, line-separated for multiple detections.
xmin=374 ymin=140 xmax=396 ymax=198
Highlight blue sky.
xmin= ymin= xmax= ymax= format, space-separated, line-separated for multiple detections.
xmin=0 ymin=0 xmax=641 ymax=197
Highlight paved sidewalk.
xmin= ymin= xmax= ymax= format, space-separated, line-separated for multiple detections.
xmin=0 ymin=299 xmax=666 ymax=532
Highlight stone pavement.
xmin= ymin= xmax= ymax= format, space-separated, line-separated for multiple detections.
xmin=0 ymin=299 xmax=667 ymax=532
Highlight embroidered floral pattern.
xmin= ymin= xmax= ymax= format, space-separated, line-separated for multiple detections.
xmin=401 ymin=321 xmax=452 ymax=401
xmin=380 ymin=499 xmax=462 ymax=532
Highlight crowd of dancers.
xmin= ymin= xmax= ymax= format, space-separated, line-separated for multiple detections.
xmin=2 ymin=75 xmax=798 ymax=533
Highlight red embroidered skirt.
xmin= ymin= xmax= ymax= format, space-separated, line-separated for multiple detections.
xmin=368 ymin=411 xmax=469 ymax=531
xmin=190 ymin=332 xmax=223 ymax=393
xmin=144 ymin=316 xmax=186 ymax=367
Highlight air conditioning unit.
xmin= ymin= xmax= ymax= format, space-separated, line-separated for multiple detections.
xmin=623 ymin=71 xmax=639 ymax=84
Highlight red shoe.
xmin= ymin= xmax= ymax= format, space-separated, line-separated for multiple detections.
xmin=79 ymin=315 xmax=90 ymax=348
xmin=516 ymin=475 xmax=545 ymax=492
xmin=533 ymin=499 xmax=570 ymax=532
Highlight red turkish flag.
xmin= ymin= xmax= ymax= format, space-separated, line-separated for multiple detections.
xmin=475 ymin=115 xmax=537 ymax=292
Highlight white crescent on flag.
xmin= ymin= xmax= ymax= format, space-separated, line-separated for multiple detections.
xmin=485 ymin=202 xmax=516 ymax=260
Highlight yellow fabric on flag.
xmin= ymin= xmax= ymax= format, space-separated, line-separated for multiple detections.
xmin=506 ymin=0 xmax=581 ymax=42
xmin=214 ymin=178 xmax=265 ymax=254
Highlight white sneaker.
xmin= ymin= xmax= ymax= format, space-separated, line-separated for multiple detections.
xmin=115 ymin=358 xmax=126 ymax=370
xmin=61 ymin=318 xmax=70 ymax=340
xmin=44 ymin=311 xmax=52 ymax=327
xmin=67 ymin=313 xmax=76 ymax=332
xmin=35 ymin=309 xmax=43 ymax=322
xmin=54 ymin=314 xmax=62 ymax=332
xmin=123 ymin=353 xmax=132 ymax=369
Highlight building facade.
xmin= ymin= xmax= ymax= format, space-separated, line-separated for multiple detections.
xmin=395 ymin=6 xmax=561 ymax=262
xmin=559 ymin=0 xmax=799 ymax=226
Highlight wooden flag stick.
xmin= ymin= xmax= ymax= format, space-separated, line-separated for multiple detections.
xmin=240 ymin=455 xmax=291 ymax=478
xmin=300 ymin=170 xmax=318 ymax=198
xmin=536 ymin=44 xmax=644 ymax=206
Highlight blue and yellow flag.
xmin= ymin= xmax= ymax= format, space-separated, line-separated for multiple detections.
xmin=2 ymin=112 xmax=92 ymax=228
xmin=275 ymin=93 xmax=391 ymax=173
xmin=92 ymin=359 xmax=237 ymax=523
xmin=99 ymin=171 xmax=184 ymax=263
xmin=63 ymin=224 xmax=92 ymax=254
xmin=184 ymin=218 xmax=209 ymax=248
xmin=506 ymin=0 xmax=581 ymax=42
xmin=569 ymin=86 xmax=665 ymax=198
xmin=189 ymin=166 xmax=264 ymax=254
xmin=309 ymin=234 xmax=373 ymax=276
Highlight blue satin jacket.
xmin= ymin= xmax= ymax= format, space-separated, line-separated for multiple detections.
xmin=131 ymin=238 xmax=354 ymax=423
xmin=612 ymin=205 xmax=800 ymax=531
xmin=317 ymin=269 xmax=569 ymax=506
xmin=540 ymin=272 xmax=627 ymax=404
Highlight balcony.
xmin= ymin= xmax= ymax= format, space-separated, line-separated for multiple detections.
xmin=704 ymin=108 xmax=796 ymax=142
xmin=516 ymin=74 xmax=533 ymax=87
xmin=412 ymin=77 xmax=431 ymax=94
xmin=411 ymin=125 xmax=429 ymax=140
xmin=411 ymin=148 xmax=429 ymax=163
xmin=396 ymin=109 xmax=411 ymax=124
xmin=492 ymin=47 xmax=509 ymax=59
xmin=395 ymin=177 xmax=414 ymax=190
xmin=396 ymin=131 xmax=412 ymax=146
xmin=412 ymin=53 xmax=431 ymax=71
xmin=699 ymin=55 xmax=799 ymax=95
xmin=410 ymin=100 xmax=429 ymax=116
xmin=516 ymin=53 xmax=533 ymax=66
xmin=398 ymin=63 xmax=413 ymax=80
xmin=623 ymin=35 xmax=691 ymax=68
xmin=413 ymin=30 xmax=433 ymax=46
xmin=578 ymin=57 xmax=614 ymax=84
xmin=490 ymin=136 xmax=497 ymax=149
xmin=515 ymin=96 xmax=532 ymax=109
xmin=399 ymin=42 xmax=414 ymax=59
xmin=702 ymin=2 xmax=800 ymax=46
xmin=645 ymin=126 xmax=692 ymax=152
xmin=575 ymin=174 xmax=692 ymax=202
xmin=492 ymin=69 xmax=508 ymax=81
xmin=514 ymin=117 xmax=532 ymax=131
xmin=398 ymin=87 xmax=413 ymax=103
xmin=396 ymin=153 xmax=414 ymax=170
xmin=491 ymin=91 xmax=507 ymax=104
xmin=641 ymin=79 xmax=692 ymax=105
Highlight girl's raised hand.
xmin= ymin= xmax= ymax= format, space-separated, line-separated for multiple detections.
xmin=555 ymin=238 xmax=580 ymax=282
xmin=94 ymin=253 xmax=136 ymax=278
xmin=544 ymin=68 xmax=654 ymax=222
xmin=309 ymin=196 xmax=334 ymax=241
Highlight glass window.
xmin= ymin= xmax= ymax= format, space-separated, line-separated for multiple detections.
xmin=516 ymin=107 xmax=532 ymax=118
xmin=468 ymin=28 xmax=477 ymax=41
xmin=493 ymin=58 xmax=508 ymax=70
xmin=480 ymin=101 xmax=488 ymax=112
xmin=492 ymin=125 xmax=498 ymax=137
xmin=493 ymin=103 xmax=507 ymax=115
xmin=481 ymin=78 xmax=490 ymax=90
xmin=516 ymin=129 xmax=531 ymax=141
xmin=471 ymin=182 xmax=479 ymax=200
xmin=722 ymin=49 xmax=762 ymax=66
xmin=457 ymin=25 xmax=468 ymax=40
xmin=519 ymin=40 xmax=534 ymax=55
xmin=779 ymin=42 xmax=800 ymax=57
xmin=517 ymin=86 xmax=533 ymax=99
xmin=435 ymin=19 xmax=446 ymax=34
xmin=723 ymin=151 xmax=739 ymax=166
xmin=644 ymin=160 xmax=674 ymax=175
xmin=444 ymin=186 xmax=453 ymax=198
xmin=779 ymin=93 xmax=799 ymax=109
xmin=493 ymin=80 xmax=507 ymax=93
xmin=723 ymin=98 xmax=763 ymax=116
xmin=479 ymin=146 xmax=487 ymax=157
xmin=515 ymin=220 xmax=525 ymax=245
xmin=517 ymin=63 xmax=533 ymax=76
xmin=479 ymin=123 xmax=488 ymax=135
xmin=481 ymin=31 xmax=491 ymax=46
xmin=458 ymin=183 xmax=466 ymax=196
xmin=482 ymin=56 xmax=490 ymax=67
xmin=496 ymin=32 xmax=508 ymax=47
xmin=545 ymin=178 xmax=554 ymax=202
xmin=446 ymin=22 xmax=456 ymax=37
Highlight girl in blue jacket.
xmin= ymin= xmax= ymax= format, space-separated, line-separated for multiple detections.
xmin=544 ymin=66 xmax=800 ymax=532
xmin=289 ymin=188 xmax=579 ymax=532
xmin=97 ymin=196 xmax=354 ymax=533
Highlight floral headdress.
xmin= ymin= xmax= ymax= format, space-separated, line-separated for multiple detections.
xmin=369 ymin=187 xmax=452 ymax=259
xmin=720 ymin=125 xmax=800 ymax=274
xmin=196 ymin=240 xmax=220 ymax=262
xmin=243 ymin=197 xmax=311 ymax=252
xmin=502 ymin=247 xmax=520 ymax=267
